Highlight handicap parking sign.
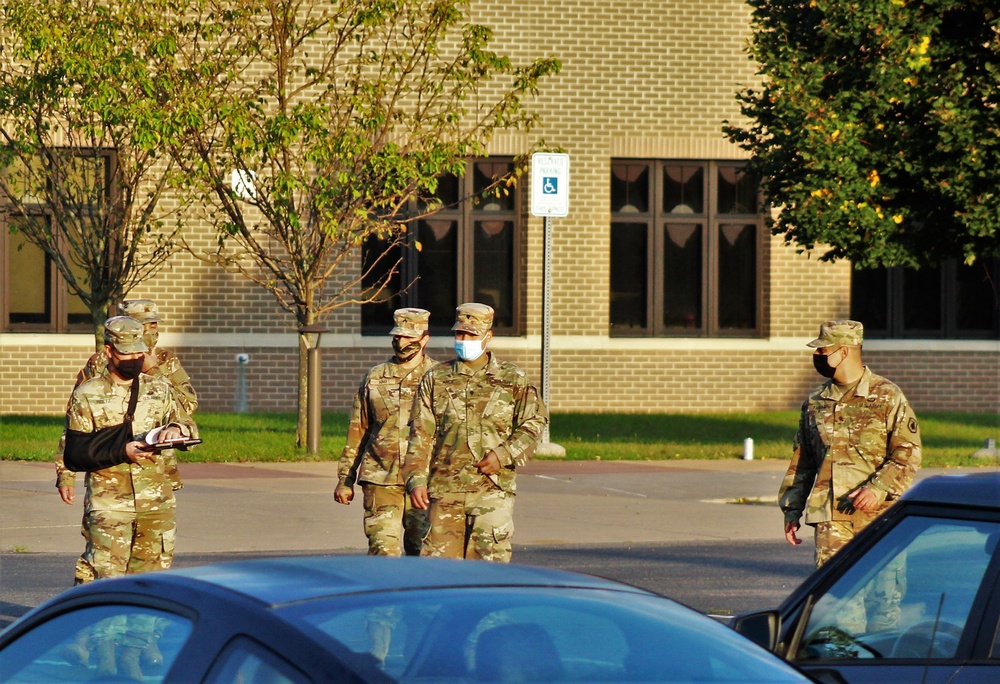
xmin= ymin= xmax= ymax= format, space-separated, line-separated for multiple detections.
xmin=531 ymin=153 xmax=569 ymax=217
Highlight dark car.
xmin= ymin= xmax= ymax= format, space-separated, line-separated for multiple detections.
xmin=733 ymin=472 xmax=1000 ymax=684
xmin=0 ymin=555 xmax=811 ymax=683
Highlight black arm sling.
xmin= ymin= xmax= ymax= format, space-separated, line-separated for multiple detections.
xmin=64 ymin=377 xmax=139 ymax=472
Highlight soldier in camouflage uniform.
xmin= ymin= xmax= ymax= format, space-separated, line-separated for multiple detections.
xmin=403 ymin=303 xmax=548 ymax=563
xmin=63 ymin=317 xmax=197 ymax=677
xmin=335 ymin=308 xmax=434 ymax=557
xmin=66 ymin=316 xmax=197 ymax=582
xmin=779 ymin=320 xmax=920 ymax=633
xmin=56 ymin=299 xmax=197 ymax=499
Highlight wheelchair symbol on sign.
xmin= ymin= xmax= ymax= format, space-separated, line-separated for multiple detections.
xmin=542 ymin=177 xmax=558 ymax=195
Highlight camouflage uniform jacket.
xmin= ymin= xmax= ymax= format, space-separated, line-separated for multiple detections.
xmin=338 ymin=355 xmax=436 ymax=487
xmin=67 ymin=371 xmax=197 ymax=515
xmin=56 ymin=347 xmax=198 ymax=487
xmin=779 ymin=366 xmax=921 ymax=526
xmin=402 ymin=352 xmax=549 ymax=495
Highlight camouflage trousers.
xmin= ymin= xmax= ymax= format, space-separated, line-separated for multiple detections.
xmin=421 ymin=489 xmax=514 ymax=563
xmin=362 ymin=484 xmax=430 ymax=557
xmin=75 ymin=509 xmax=176 ymax=584
xmin=813 ymin=512 xmax=880 ymax=567
xmin=814 ymin=518 xmax=905 ymax=633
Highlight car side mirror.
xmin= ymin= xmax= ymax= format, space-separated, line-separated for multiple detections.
xmin=732 ymin=610 xmax=780 ymax=652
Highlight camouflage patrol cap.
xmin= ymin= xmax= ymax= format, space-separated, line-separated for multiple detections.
xmin=104 ymin=316 xmax=149 ymax=354
xmin=389 ymin=307 xmax=430 ymax=337
xmin=807 ymin=320 xmax=864 ymax=348
xmin=452 ymin=302 xmax=494 ymax=335
xmin=119 ymin=299 xmax=161 ymax=324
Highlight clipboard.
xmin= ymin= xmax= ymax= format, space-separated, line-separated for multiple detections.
xmin=138 ymin=438 xmax=202 ymax=453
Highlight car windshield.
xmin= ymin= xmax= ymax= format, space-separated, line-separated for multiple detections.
xmin=279 ymin=586 xmax=804 ymax=682
xmin=796 ymin=515 xmax=1000 ymax=661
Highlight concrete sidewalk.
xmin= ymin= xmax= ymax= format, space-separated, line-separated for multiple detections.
xmin=0 ymin=458 xmax=973 ymax=557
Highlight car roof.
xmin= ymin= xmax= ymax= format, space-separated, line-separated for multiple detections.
xmin=156 ymin=555 xmax=654 ymax=606
xmin=901 ymin=472 xmax=1000 ymax=508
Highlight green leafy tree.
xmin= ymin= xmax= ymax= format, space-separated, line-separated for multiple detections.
xmin=0 ymin=0 xmax=241 ymax=347
xmin=176 ymin=0 xmax=560 ymax=448
xmin=726 ymin=0 xmax=1000 ymax=268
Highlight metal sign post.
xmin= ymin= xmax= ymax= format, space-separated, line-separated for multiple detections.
xmin=531 ymin=153 xmax=568 ymax=457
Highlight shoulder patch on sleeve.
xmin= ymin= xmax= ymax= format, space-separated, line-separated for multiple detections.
xmin=908 ymin=417 xmax=918 ymax=433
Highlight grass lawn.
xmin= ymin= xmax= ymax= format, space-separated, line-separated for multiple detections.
xmin=2 ymin=411 xmax=997 ymax=467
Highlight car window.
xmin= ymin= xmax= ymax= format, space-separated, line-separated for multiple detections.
xmin=795 ymin=516 xmax=1000 ymax=662
xmin=204 ymin=636 xmax=309 ymax=684
xmin=284 ymin=587 xmax=806 ymax=682
xmin=0 ymin=603 xmax=192 ymax=683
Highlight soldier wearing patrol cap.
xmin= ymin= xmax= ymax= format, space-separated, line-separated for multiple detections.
xmin=61 ymin=318 xmax=197 ymax=676
xmin=335 ymin=308 xmax=435 ymax=557
xmin=779 ymin=320 xmax=921 ymax=630
xmin=65 ymin=317 xmax=197 ymax=578
xmin=56 ymin=299 xmax=198 ymax=499
xmin=402 ymin=302 xmax=549 ymax=563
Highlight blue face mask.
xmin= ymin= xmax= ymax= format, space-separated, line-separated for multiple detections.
xmin=454 ymin=338 xmax=485 ymax=362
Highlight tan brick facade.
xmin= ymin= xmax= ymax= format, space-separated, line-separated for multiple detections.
xmin=1 ymin=0 xmax=997 ymax=416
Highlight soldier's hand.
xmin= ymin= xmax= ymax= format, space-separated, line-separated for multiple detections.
xmin=125 ymin=441 xmax=154 ymax=464
xmin=334 ymin=485 xmax=354 ymax=505
xmin=848 ymin=486 xmax=879 ymax=511
xmin=58 ymin=486 xmax=75 ymax=505
xmin=784 ymin=520 xmax=802 ymax=546
xmin=475 ymin=451 xmax=501 ymax=476
xmin=410 ymin=486 xmax=430 ymax=510
xmin=141 ymin=351 xmax=158 ymax=373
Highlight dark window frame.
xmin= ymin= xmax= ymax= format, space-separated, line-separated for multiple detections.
xmin=851 ymin=259 xmax=1000 ymax=340
xmin=610 ymin=159 xmax=765 ymax=338
xmin=361 ymin=157 xmax=524 ymax=336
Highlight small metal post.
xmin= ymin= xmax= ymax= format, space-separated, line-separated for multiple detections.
xmin=234 ymin=353 xmax=250 ymax=413
xmin=541 ymin=215 xmax=552 ymax=445
xmin=537 ymin=216 xmax=565 ymax=457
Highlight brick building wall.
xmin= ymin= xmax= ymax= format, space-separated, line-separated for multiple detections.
xmin=1 ymin=0 xmax=997 ymax=417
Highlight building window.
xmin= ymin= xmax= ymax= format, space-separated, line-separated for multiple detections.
xmin=851 ymin=259 xmax=1000 ymax=339
xmin=1 ymin=149 xmax=112 ymax=332
xmin=2 ymin=218 xmax=91 ymax=331
xmin=609 ymin=160 xmax=763 ymax=336
xmin=361 ymin=158 xmax=522 ymax=335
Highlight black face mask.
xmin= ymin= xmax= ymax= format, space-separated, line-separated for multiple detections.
xmin=113 ymin=356 xmax=144 ymax=380
xmin=392 ymin=338 xmax=423 ymax=363
xmin=812 ymin=352 xmax=838 ymax=378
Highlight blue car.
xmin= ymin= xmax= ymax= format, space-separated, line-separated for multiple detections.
xmin=0 ymin=555 xmax=810 ymax=683
xmin=734 ymin=472 xmax=1000 ymax=684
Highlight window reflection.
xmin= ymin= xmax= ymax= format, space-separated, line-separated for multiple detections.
xmin=850 ymin=267 xmax=889 ymax=334
xmin=416 ymin=220 xmax=458 ymax=325
xmin=717 ymin=167 xmax=758 ymax=214
xmin=718 ymin=224 xmax=756 ymax=329
xmin=362 ymin=158 xmax=522 ymax=335
xmin=796 ymin=517 xmax=999 ymax=662
xmin=0 ymin=604 xmax=192 ymax=683
xmin=7 ymin=225 xmax=52 ymax=324
xmin=851 ymin=259 xmax=999 ymax=339
xmin=663 ymin=224 xmax=702 ymax=328
xmin=474 ymin=162 xmax=514 ymax=212
xmin=610 ymin=222 xmax=648 ymax=328
xmin=360 ymin=235 xmax=403 ymax=332
xmin=609 ymin=160 xmax=761 ymax=337
xmin=956 ymin=262 xmax=997 ymax=332
xmin=663 ymin=166 xmax=703 ymax=214
xmin=611 ymin=164 xmax=649 ymax=214
xmin=902 ymin=267 xmax=941 ymax=331
xmin=474 ymin=220 xmax=513 ymax=327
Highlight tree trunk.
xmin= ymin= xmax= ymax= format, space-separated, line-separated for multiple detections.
xmin=89 ymin=301 xmax=112 ymax=352
xmin=296 ymin=333 xmax=309 ymax=449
